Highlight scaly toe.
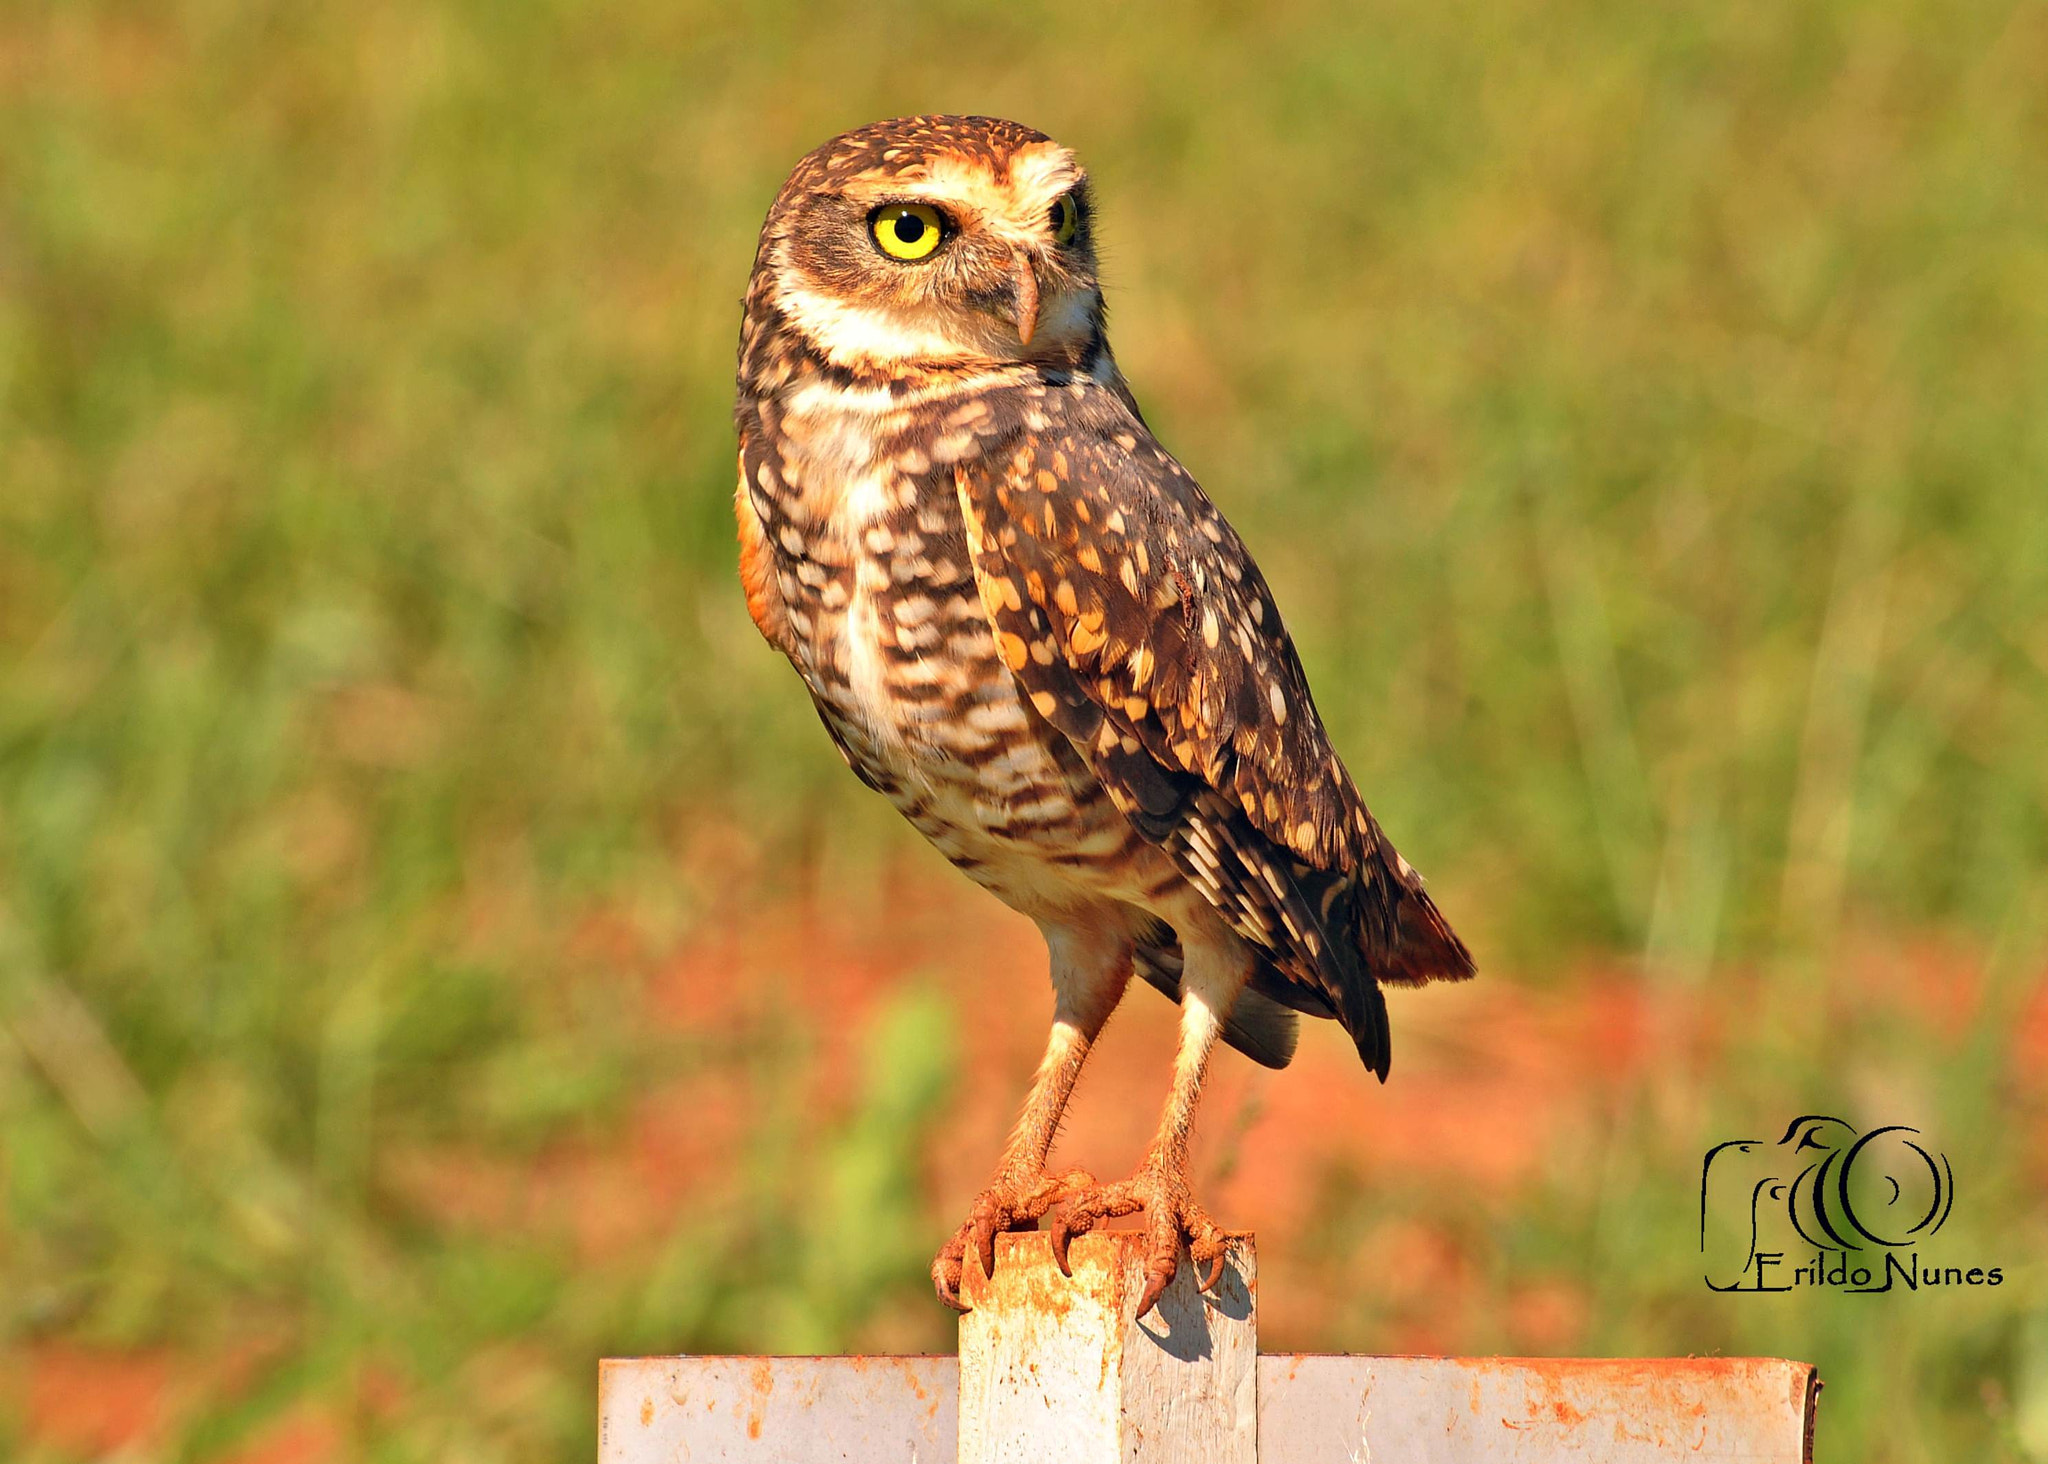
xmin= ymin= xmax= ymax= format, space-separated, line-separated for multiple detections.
xmin=1135 ymin=1243 xmax=1180 ymax=1320
xmin=1130 ymin=1175 xmax=1230 ymax=1318
xmin=1043 ymin=1171 xmax=1232 ymax=1316
xmin=1185 ymin=1211 xmax=1229 ymax=1294
xmin=931 ymin=1235 xmax=969 ymax=1312
xmin=935 ymin=1167 xmax=1101 ymax=1303
xmin=1048 ymin=1178 xmax=1142 ymax=1276
xmin=967 ymin=1193 xmax=1007 ymax=1284
xmin=1028 ymin=1167 xmax=1098 ymax=1219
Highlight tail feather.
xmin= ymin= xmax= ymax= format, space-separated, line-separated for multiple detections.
xmin=1218 ymin=987 xmax=1300 ymax=1069
xmin=1378 ymin=883 xmax=1476 ymax=987
xmin=1126 ymin=848 xmax=1471 ymax=1082
xmin=1133 ymin=943 xmax=1300 ymax=1070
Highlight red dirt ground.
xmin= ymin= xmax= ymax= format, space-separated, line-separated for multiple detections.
xmin=9 ymin=849 xmax=2036 ymax=1459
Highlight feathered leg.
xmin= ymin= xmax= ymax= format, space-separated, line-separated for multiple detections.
xmin=1048 ymin=920 xmax=1251 ymax=1318
xmin=931 ymin=923 xmax=1130 ymax=1310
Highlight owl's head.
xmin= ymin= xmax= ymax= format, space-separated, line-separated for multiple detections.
xmin=750 ymin=116 xmax=1103 ymax=374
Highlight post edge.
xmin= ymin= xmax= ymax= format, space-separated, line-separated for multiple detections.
xmin=1800 ymin=1363 xmax=1821 ymax=1464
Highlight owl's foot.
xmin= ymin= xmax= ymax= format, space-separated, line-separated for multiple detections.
xmin=1047 ymin=1163 xmax=1229 ymax=1319
xmin=932 ymin=1167 xmax=1097 ymax=1311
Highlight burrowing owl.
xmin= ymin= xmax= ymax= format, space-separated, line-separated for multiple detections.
xmin=735 ymin=116 xmax=1474 ymax=1317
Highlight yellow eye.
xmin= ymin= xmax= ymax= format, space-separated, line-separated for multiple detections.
xmin=871 ymin=203 xmax=946 ymax=261
xmin=1049 ymin=194 xmax=1080 ymax=244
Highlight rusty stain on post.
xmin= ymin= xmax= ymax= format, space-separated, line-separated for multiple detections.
xmin=598 ymin=1354 xmax=958 ymax=1462
xmin=1254 ymin=1354 xmax=1817 ymax=1463
xmin=597 ymin=1231 xmax=1818 ymax=1463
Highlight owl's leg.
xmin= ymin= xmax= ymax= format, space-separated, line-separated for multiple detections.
xmin=1047 ymin=924 xmax=1251 ymax=1318
xmin=931 ymin=923 xmax=1131 ymax=1311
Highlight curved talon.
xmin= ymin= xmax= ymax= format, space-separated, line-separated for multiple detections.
xmin=1135 ymin=1266 xmax=1173 ymax=1320
xmin=1049 ymin=1215 xmax=1078 ymax=1277
xmin=1048 ymin=1179 xmax=1134 ymax=1278
xmin=974 ymin=1206 xmax=1001 ymax=1284
xmin=934 ymin=1168 xmax=1098 ymax=1304
xmin=948 ymin=1167 xmax=1226 ymax=1319
xmin=1044 ymin=1169 xmax=1229 ymax=1319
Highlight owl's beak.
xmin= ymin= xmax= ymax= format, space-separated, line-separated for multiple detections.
xmin=1008 ymin=250 xmax=1041 ymax=346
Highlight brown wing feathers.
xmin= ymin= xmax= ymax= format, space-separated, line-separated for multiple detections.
xmin=955 ymin=382 xmax=1472 ymax=1077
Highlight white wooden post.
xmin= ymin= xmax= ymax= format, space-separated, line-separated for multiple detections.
xmin=598 ymin=1230 xmax=1819 ymax=1462
xmin=958 ymin=1231 xmax=1257 ymax=1464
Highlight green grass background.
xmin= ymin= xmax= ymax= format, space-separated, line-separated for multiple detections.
xmin=3 ymin=0 xmax=2046 ymax=1459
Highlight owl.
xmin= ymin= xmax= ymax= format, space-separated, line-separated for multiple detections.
xmin=734 ymin=116 xmax=1474 ymax=1318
